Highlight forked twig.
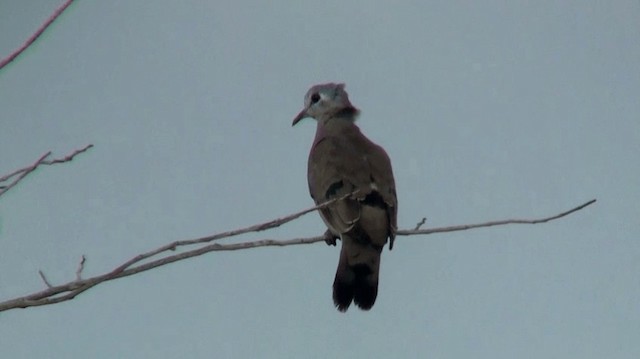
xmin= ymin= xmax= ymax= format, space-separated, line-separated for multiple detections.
xmin=0 ymin=144 xmax=93 ymax=198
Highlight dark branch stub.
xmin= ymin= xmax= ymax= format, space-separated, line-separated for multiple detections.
xmin=413 ymin=217 xmax=427 ymax=230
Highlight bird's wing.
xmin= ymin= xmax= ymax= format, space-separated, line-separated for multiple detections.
xmin=307 ymin=126 xmax=397 ymax=246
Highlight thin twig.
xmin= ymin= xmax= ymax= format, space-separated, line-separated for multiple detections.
xmin=0 ymin=144 xmax=93 ymax=183
xmin=44 ymin=144 xmax=93 ymax=165
xmin=413 ymin=217 xmax=427 ymax=230
xmin=0 ymin=198 xmax=596 ymax=312
xmin=38 ymin=270 xmax=53 ymax=288
xmin=0 ymin=0 xmax=75 ymax=71
xmin=0 ymin=145 xmax=93 ymax=198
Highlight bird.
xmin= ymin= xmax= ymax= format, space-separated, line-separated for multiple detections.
xmin=292 ymin=83 xmax=398 ymax=312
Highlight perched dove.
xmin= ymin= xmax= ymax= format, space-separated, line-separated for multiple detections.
xmin=292 ymin=83 xmax=398 ymax=312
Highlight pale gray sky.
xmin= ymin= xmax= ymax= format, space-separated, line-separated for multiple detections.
xmin=1 ymin=1 xmax=639 ymax=358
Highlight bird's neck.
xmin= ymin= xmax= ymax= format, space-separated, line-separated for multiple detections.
xmin=315 ymin=110 xmax=361 ymax=144
xmin=333 ymin=106 xmax=359 ymax=119
xmin=318 ymin=106 xmax=359 ymax=128
xmin=319 ymin=116 xmax=356 ymax=133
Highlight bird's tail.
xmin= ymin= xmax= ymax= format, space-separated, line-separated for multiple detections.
xmin=332 ymin=244 xmax=381 ymax=312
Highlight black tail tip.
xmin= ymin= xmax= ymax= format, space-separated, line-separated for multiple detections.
xmin=333 ymin=280 xmax=353 ymax=312
xmin=351 ymin=264 xmax=378 ymax=310
xmin=333 ymin=264 xmax=378 ymax=312
xmin=333 ymin=283 xmax=377 ymax=311
xmin=353 ymin=284 xmax=377 ymax=310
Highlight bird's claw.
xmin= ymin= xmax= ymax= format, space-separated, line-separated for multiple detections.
xmin=323 ymin=230 xmax=338 ymax=246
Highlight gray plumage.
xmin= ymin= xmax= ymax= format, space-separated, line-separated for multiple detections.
xmin=292 ymin=83 xmax=398 ymax=312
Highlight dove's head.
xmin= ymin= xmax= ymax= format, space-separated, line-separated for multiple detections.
xmin=292 ymin=83 xmax=359 ymax=126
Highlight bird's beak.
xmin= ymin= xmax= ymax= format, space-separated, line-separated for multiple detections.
xmin=292 ymin=108 xmax=308 ymax=126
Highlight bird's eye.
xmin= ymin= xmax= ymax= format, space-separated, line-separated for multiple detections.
xmin=310 ymin=93 xmax=321 ymax=104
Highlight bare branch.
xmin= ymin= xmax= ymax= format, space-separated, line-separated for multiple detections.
xmin=0 ymin=144 xmax=93 ymax=198
xmin=0 ymin=0 xmax=75 ymax=71
xmin=396 ymin=199 xmax=597 ymax=236
xmin=104 ymin=192 xmax=354 ymax=276
xmin=0 ymin=198 xmax=596 ymax=313
xmin=413 ymin=217 xmax=427 ymax=230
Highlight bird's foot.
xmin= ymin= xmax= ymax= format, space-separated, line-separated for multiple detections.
xmin=323 ymin=230 xmax=339 ymax=246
